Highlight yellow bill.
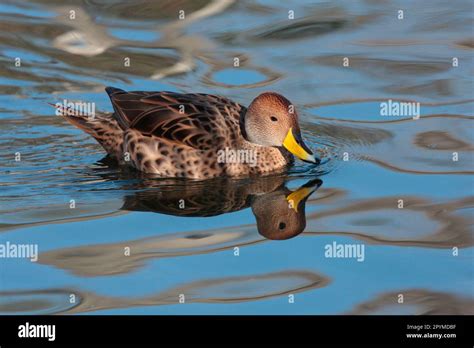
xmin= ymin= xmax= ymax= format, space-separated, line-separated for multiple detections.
xmin=286 ymin=186 xmax=314 ymax=212
xmin=282 ymin=128 xmax=317 ymax=163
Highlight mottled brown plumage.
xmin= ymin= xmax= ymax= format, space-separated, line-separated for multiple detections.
xmin=59 ymin=87 xmax=318 ymax=179
xmin=121 ymin=177 xmax=322 ymax=240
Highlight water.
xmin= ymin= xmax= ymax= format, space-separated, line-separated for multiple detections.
xmin=0 ymin=0 xmax=473 ymax=315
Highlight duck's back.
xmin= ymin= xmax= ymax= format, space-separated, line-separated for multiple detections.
xmin=106 ymin=87 xmax=245 ymax=151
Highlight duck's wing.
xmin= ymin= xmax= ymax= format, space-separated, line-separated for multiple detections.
xmin=105 ymin=87 xmax=245 ymax=150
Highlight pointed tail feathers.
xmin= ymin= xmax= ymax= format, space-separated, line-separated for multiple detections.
xmin=48 ymin=101 xmax=98 ymax=135
xmin=49 ymin=101 xmax=124 ymax=158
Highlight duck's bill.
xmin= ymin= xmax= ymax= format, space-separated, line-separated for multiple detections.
xmin=283 ymin=128 xmax=319 ymax=164
xmin=286 ymin=180 xmax=321 ymax=212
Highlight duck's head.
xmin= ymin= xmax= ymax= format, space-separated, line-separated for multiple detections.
xmin=251 ymin=179 xmax=322 ymax=240
xmin=244 ymin=92 xmax=319 ymax=164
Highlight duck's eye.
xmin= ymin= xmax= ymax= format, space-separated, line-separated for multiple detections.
xmin=270 ymin=116 xmax=278 ymax=122
xmin=278 ymin=222 xmax=286 ymax=230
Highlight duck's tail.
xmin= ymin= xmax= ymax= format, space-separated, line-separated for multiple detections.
xmin=49 ymin=101 xmax=124 ymax=159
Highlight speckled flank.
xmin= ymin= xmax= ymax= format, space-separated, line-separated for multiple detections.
xmin=122 ymin=129 xmax=291 ymax=179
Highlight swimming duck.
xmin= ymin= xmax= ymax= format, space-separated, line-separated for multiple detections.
xmin=60 ymin=87 xmax=319 ymax=179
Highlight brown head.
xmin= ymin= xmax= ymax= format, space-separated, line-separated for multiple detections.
xmin=244 ymin=92 xmax=318 ymax=164
xmin=251 ymin=179 xmax=322 ymax=240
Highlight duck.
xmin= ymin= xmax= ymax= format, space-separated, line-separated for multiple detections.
xmin=58 ymin=87 xmax=319 ymax=179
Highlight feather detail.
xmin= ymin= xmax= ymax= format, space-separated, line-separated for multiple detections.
xmin=105 ymin=88 xmax=245 ymax=150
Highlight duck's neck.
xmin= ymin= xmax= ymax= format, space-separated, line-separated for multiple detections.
xmin=239 ymin=109 xmax=250 ymax=141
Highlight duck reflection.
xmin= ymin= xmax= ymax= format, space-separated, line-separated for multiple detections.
xmin=251 ymin=180 xmax=321 ymax=240
xmin=121 ymin=176 xmax=322 ymax=240
xmin=35 ymin=176 xmax=322 ymax=277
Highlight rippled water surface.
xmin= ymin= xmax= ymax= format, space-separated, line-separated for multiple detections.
xmin=0 ymin=0 xmax=473 ymax=314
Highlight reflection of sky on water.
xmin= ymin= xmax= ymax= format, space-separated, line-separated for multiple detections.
xmin=2 ymin=231 xmax=471 ymax=314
